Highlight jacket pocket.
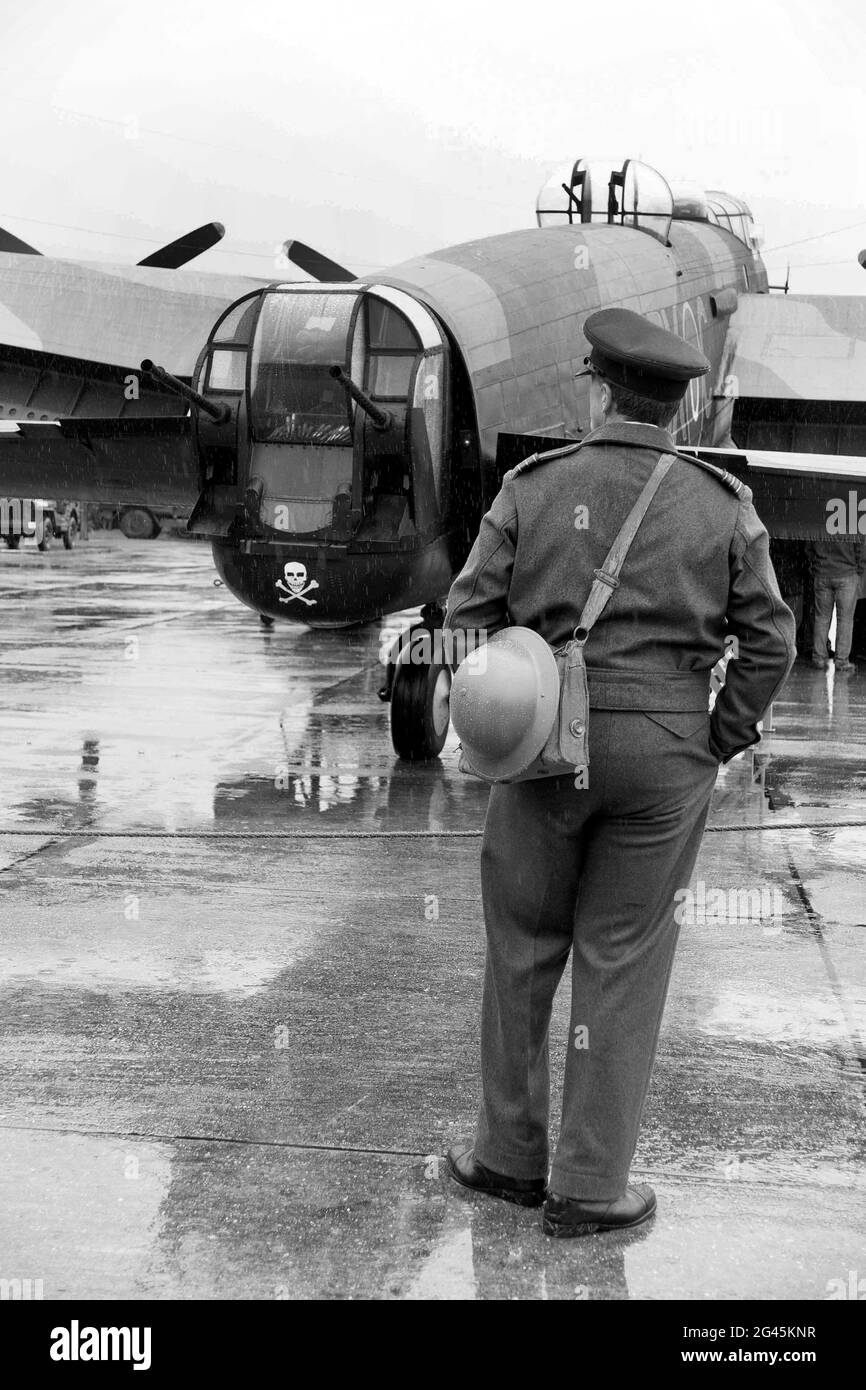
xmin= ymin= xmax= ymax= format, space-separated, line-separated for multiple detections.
xmin=642 ymin=710 xmax=711 ymax=739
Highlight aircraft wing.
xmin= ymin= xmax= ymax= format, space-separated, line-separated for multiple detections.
xmin=0 ymin=252 xmax=268 ymax=376
xmin=713 ymin=292 xmax=866 ymax=535
xmin=679 ymin=445 xmax=866 ymax=539
xmin=726 ymin=293 xmax=866 ymax=401
xmin=0 ymin=418 xmax=198 ymax=508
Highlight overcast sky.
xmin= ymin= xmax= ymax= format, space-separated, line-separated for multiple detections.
xmin=2 ymin=0 xmax=865 ymax=293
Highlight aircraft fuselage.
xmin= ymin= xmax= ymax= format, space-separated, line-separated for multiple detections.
xmin=198 ymin=217 xmax=766 ymax=626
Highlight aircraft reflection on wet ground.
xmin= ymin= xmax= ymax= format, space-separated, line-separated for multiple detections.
xmin=0 ymin=532 xmax=864 ymax=836
xmin=0 ymin=534 xmax=864 ymax=1300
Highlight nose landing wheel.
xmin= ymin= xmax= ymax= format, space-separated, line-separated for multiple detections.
xmin=390 ymin=656 xmax=452 ymax=760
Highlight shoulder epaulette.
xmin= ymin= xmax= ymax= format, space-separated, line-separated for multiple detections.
xmin=674 ymin=450 xmax=749 ymax=499
xmin=511 ymin=439 xmax=583 ymax=478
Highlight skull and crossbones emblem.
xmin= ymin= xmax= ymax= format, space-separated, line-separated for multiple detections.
xmin=275 ymin=561 xmax=319 ymax=606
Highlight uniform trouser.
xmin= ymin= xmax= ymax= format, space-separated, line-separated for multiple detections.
xmin=812 ymin=574 xmax=860 ymax=663
xmin=473 ymin=708 xmax=719 ymax=1202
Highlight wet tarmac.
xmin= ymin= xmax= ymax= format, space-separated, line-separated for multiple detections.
xmin=0 ymin=533 xmax=864 ymax=1300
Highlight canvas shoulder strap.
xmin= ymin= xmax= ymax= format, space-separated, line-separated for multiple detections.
xmin=574 ymin=452 xmax=676 ymax=638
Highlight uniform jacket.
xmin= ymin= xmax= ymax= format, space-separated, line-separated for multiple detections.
xmin=444 ymin=421 xmax=797 ymax=763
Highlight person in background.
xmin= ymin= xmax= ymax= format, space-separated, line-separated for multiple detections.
xmin=808 ymin=537 xmax=866 ymax=673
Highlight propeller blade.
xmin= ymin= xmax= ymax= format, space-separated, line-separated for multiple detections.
xmin=0 ymin=226 xmax=41 ymax=255
xmin=282 ymin=239 xmax=355 ymax=282
xmin=138 ymin=221 xmax=226 ymax=269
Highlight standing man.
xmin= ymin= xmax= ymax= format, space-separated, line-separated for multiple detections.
xmin=443 ymin=308 xmax=796 ymax=1238
xmin=807 ymin=536 xmax=865 ymax=672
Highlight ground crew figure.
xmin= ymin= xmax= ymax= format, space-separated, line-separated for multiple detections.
xmin=443 ymin=308 xmax=796 ymax=1237
xmin=807 ymin=537 xmax=865 ymax=672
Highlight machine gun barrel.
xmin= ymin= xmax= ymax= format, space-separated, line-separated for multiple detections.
xmin=140 ymin=359 xmax=231 ymax=423
xmin=329 ymin=365 xmax=392 ymax=431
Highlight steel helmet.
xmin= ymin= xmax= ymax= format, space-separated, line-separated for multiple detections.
xmin=450 ymin=626 xmax=559 ymax=779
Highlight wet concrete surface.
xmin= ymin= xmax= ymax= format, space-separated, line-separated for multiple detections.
xmin=0 ymin=533 xmax=864 ymax=1300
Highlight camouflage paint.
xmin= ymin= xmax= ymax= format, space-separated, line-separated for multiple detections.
xmin=367 ymin=218 xmax=761 ymax=461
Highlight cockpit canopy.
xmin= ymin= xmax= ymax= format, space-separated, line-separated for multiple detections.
xmin=536 ymin=160 xmax=762 ymax=253
xmin=669 ymin=179 xmax=711 ymax=223
xmin=536 ymin=158 xmax=675 ymax=243
xmin=704 ymin=190 xmax=762 ymax=250
xmin=670 ymin=180 xmax=762 ymax=250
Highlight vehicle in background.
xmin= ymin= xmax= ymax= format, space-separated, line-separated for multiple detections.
xmin=1 ymin=497 xmax=82 ymax=550
xmin=90 ymin=503 xmax=191 ymax=538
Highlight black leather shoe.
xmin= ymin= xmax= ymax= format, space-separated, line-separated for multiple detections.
xmin=445 ymin=1144 xmax=547 ymax=1207
xmin=542 ymin=1182 xmax=656 ymax=1238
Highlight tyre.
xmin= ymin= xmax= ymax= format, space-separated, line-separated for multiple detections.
xmin=5 ymin=534 xmax=21 ymax=549
xmin=119 ymin=507 xmax=160 ymax=539
xmin=37 ymin=517 xmax=54 ymax=551
xmin=259 ymin=613 xmax=275 ymax=627
xmin=63 ymin=516 xmax=79 ymax=550
xmin=390 ymin=651 xmax=452 ymax=760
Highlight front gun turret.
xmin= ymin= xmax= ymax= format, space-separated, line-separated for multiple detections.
xmin=140 ymin=359 xmax=231 ymax=424
xmin=329 ymin=365 xmax=392 ymax=431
